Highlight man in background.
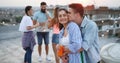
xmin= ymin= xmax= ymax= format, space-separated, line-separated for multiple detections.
xmin=33 ymin=2 xmax=51 ymax=62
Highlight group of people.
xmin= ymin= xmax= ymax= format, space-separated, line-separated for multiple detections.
xmin=19 ymin=1 xmax=101 ymax=63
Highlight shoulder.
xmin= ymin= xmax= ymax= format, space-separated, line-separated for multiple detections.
xmin=86 ymin=20 xmax=98 ymax=30
xmin=83 ymin=17 xmax=97 ymax=28
xmin=67 ymin=22 xmax=80 ymax=32
xmin=87 ymin=20 xmax=97 ymax=28
xmin=89 ymin=20 xmax=97 ymax=26
xmin=35 ymin=11 xmax=40 ymax=13
xmin=22 ymin=16 xmax=32 ymax=23
xmin=20 ymin=16 xmax=27 ymax=24
xmin=22 ymin=15 xmax=28 ymax=20
xmin=25 ymin=15 xmax=31 ymax=19
xmin=68 ymin=22 xmax=78 ymax=26
xmin=34 ymin=11 xmax=40 ymax=15
xmin=68 ymin=22 xmax=79 ymax=29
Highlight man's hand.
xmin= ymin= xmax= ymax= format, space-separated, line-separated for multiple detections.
xmin=39 ymin=22 xmax=45 ymax=26
xmin=78 ymin=48 xmax=84 ymax=52
xmin=64 ymin=47 xmax=71 ymax=54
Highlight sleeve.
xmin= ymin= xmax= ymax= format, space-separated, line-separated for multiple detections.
xmin=68 ymin=23 xmax=82 ymax=53
xmin=19 ymin=17 xmax=24 ymax=31
xmin=26 ymin=17 xmax=33 ymax=26
xmin=32 ymin=12 xmax=38 ymax=21
xmin=82 ymin=22 xmax=98 ymax=51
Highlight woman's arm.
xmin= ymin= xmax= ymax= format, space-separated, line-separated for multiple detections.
xmin=26 ymin=21 xmax=39 ymax=30
xmin=65 ymin=22 xmax=82 ymax=54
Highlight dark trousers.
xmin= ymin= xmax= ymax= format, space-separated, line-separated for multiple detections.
xmin=37 ymin=32 xmax=49 ymax=45
xmin=24 ymin=47 xmax=32 ymax=63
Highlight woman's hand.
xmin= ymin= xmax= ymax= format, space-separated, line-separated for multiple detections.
xmin=64 ymin=47 xmax=71 ymax=54
xmin=78 ymin=48 xmax=84 ymax=52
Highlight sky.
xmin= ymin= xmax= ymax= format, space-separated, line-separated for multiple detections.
xmin=0 ymin=0 xmax=120 ymax=7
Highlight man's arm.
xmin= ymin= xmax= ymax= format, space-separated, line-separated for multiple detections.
xmin=46 ymin=11 xmax=52 ymax=22
xmin=81 ymin=22 xmax=98 ymax=51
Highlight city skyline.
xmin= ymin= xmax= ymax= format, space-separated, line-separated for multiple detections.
xmin=0 ymin=0 xmax=120 ymax=8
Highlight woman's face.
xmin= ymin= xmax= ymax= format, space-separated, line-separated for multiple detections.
xmin=28 ymin=8 xmax=33 ymax=16
xmin=58 ymin=10 xmax=68 ymax=25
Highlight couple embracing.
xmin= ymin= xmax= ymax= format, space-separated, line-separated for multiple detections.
xmin=55 ymin=3 xmax=101 ymax=63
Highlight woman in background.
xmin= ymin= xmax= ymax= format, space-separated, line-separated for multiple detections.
xmin=48 ymin=7 xmax=60 ymax=63
xmin=19 ymin=6 xmax=39 ymax=63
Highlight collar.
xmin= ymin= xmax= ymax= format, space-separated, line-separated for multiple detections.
xmin=80 ymin=16 xmax=88 ymax=28
xmin=59 ymin=22 xmax=71 ymax=36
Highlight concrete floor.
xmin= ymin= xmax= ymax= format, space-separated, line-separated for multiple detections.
xmin=0 ymin=25 xmax=118 ymax=63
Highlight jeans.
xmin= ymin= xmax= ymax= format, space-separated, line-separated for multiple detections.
xmin=52 ymin=34 xmax=59 ymax=44
xmin=24 ymin=47 xmax=32 ymax=63
xmin=37 ymin=32 xmax=49 ymax=45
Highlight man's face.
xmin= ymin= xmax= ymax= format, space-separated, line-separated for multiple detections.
xmin=40 ymin=5 xmax=46 ymax=13
xmin=68 ymin=8 xmax=76 ymax=22
xmin=68 ymin=8 xmax=83 ymax=25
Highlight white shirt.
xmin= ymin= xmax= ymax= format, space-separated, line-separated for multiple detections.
xmin=60 ymin=34 xmax=69 ymax=48
xmin=19 ymin=15 xmax=35 ymax=32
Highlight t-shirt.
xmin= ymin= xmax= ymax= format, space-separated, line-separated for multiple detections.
xmin=19 ymin=15 xmax=34 ymax=32
xmin=33 ymin=11 xmax=51 ymax=32
xmin=60 ymin=33 xmax=69 ymax=48
xmin=53 ymin=24 xmax=60 ymax=34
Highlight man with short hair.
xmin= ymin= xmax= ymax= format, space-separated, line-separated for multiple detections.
xmin=33 ymin=2 xmax=51 ymax=62
xmin=68 ymin=3 xmax=101 ymax=63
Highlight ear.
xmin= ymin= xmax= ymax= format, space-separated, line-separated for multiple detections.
xmin=75 ymin=13 xmax=80 ymax=17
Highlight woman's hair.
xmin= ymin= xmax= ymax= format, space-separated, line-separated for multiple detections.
xmin=49 ymin=7 xmax=59 ymax=27
xmin=25 ymin=6 xmax=32 ymax=16
xmin=57 ymin=8 xmax=68 ymax=30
